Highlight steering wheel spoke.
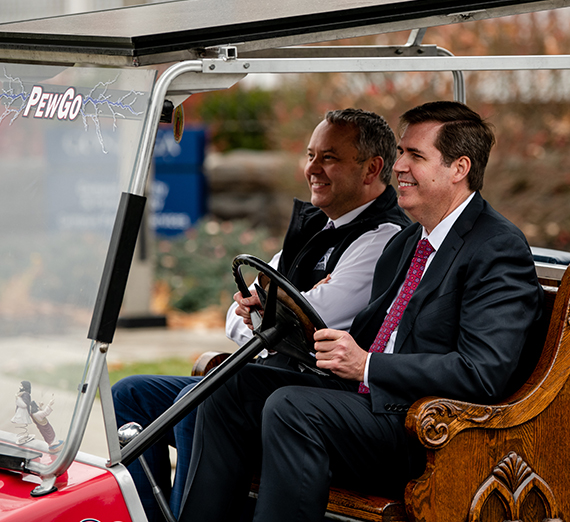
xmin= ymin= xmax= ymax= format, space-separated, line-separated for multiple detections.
xmin=260 ymin=279 xmax=278 ymax=330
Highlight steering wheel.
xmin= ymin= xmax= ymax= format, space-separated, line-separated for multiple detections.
xmin=232 ymin=254 xmax=328 ymax=372
xmin=122 ymin=254 xmax=330 ymax=467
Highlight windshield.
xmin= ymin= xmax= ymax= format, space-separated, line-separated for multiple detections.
xmin=0 ymin=63 xmax=155 ymax=468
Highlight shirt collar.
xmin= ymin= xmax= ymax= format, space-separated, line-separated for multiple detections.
xmin=328 ymin=199 xmax=375 ymax=229
xmin=422 ymin=192 xmax=475 ymax=251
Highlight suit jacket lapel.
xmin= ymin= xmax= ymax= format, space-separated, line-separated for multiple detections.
xmin=394 ymin=231 xmax=422 ymax=284
xmin=393 ymin=193 xmax=484 ymax=353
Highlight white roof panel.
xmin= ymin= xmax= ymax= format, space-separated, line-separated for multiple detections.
xmin=0 ymin=0 xmax=567 ymax=66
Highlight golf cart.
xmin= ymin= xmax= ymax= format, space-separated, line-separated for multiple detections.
xmin=1 ymin=1 xmax=570 ymax=521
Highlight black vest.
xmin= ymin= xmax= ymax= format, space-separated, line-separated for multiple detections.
xmin=277 ymin=185 xmax=411 ymax=291
xmin=258 ymin=186 xmax=411 ymax=371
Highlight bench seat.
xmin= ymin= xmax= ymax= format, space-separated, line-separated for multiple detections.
xmin=192 ymin=265 xmax=569 ymax=522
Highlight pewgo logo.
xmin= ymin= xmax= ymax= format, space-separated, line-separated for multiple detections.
xmin=23 ymin=86 xmax=83 ymax=120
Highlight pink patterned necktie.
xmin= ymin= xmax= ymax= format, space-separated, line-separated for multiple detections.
xmin=359 ymin=238 xmax=434 ymax=394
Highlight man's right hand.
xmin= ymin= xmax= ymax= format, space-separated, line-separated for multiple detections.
xmin=233 ymin=290 xmax=263 ymax=330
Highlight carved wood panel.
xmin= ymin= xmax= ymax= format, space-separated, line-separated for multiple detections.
xmin=468 ymin=451 xmax=562 ymax=522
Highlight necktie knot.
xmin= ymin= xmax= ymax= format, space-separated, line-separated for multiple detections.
xmin=415 ymin=238 xmax=434 ymax=260
xmin=323 ymin=220 xmax=335 ymax=231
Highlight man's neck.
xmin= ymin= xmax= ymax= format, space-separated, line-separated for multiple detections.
xmin=423 ymin=192 xmax=475 ymax=245
xmin=327 ymin=197 xmax=379 ymax=228
xmin=422 ymin=190 xmax=474 ymax=235
xmin=325 ymin=184 xmax=387 ymax=225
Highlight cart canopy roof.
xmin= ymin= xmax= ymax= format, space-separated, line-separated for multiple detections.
xmin=0 ymin=0 xmax=568 ymax=66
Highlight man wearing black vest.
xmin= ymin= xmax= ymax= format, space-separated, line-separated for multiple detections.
xmin=113 ymin=108 xmax=409 ymax=521
xmin=226 ymin=108 xmax=411 ymax=365
xmin=178 ymin=101 xmax=543 ymax=522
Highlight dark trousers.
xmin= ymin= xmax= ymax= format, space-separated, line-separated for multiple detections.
xmin=112 ymin=374 xmax=202 ymax=521
xmin=179 ymin=364 xmax=424 ymax=522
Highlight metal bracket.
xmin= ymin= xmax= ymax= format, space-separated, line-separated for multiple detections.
xmin=218 ymin=46 xmax=238 ymax=60
xmin=99 ymin=363 xmax=122 ymax=466
xmin=202 ymin=43 xmax=467 ymax=103
xmin=405 ymin=28 xmax=427 ymax=47
xmin=31 ymin=475 xmax=57 ymax=497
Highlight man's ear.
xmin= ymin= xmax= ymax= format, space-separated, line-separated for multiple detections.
xmin=364 ymin=156 xmax=384 ymax=184
xmin=452 ymin=156 xmax=471 ymax=184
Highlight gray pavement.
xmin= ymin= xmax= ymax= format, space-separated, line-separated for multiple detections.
xmin=108 ymin=325 xmax=237 ymax=365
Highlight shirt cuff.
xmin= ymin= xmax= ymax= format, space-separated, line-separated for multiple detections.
xmin=363 ymin=352 xmax=372 ymax=387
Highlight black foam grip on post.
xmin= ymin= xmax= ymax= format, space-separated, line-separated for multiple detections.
xmin=88 ymin=192 xmax=146 ymax=343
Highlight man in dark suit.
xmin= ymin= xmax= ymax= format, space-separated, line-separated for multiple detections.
xmin=178 ymin=101 xmax=543 ymax=522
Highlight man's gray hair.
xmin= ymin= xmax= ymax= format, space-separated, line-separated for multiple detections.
xmin=325 ymin=108 xmax=397 ymax=185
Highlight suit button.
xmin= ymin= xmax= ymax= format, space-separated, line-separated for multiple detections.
xmin=385 ymin=403 xmax=392 ymax=411
xmin=396 ymin=405 xmax=405 ymax=412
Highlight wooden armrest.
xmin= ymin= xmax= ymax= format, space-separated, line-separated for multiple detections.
xmin=406 ymin=333 xmax=569 ymax=450
xmin=191 ymin=351 xmax=231 ymax=377
xmin=405 ymin=396 xmax=506 ymax=449
xmin=407 ymin=266 xmax=570 ymax=450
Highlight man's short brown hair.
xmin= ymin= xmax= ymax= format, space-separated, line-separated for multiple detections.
xmin=398 ymin=101 xmax=495 ymax=191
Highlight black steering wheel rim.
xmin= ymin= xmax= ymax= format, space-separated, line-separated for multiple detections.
xmin=232 ymin=254 xmax=327 ymax=331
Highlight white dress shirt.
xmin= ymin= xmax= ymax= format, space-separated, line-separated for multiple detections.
xmin=226 ymin=200 xmax=403 ymax=346
xmin=363 ymin=192 xmax=475 ymax=386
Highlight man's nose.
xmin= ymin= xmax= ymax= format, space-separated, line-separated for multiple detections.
xmin=305 ymin=156 xmax=323 ymax=174
xmin=393 ymin=154 xmax=407 ymax=173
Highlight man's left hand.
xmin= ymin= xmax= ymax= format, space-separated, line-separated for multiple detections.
xmin=312 ymin=274 xmax=331 ymax=289
xmin=313 ymin=329 xmax=368 ymax=381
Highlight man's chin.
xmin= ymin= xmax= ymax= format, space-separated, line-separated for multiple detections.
xmin=311 ymin=196 xmax=327 ymax=209
xmin=397 ymin=194 xmax=414 ymax=213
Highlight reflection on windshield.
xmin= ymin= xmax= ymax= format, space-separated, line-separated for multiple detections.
xmin=0 ymin=0 xmax=176 ymax=24
xmin=0 ymin=63 xmax=155 ymax=466
xmin=12 ymin=380 xmax=63 ymax=453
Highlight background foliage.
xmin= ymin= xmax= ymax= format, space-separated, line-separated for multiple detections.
xmin=188 ymin=11 xmax=570 ymax=248
xmin=155 ymin=218 xmax=279 ymax=313
xmin=164 ymin=9 xmax=570 ymax=314
xmin=197 ymin=88 xmax=274 ymax=151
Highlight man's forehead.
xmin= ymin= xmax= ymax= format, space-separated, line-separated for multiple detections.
xmin=398 ymin=121 xmax=443 ymax=149
xmin=308 ymin=121 xmax=356 ymax=149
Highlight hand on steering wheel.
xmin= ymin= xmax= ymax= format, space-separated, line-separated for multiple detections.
xmin=232 ymin=254 xmax=328 ymax=372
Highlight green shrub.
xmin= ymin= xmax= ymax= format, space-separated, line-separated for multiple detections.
xmin=198 ymin=88 xmax=274 ymax=151
xmin=156 ymin=218 xmax=281 ymax=313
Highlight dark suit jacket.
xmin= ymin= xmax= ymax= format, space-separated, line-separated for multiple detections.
xmin=350 ymin=192 xmax=544 ymax=414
